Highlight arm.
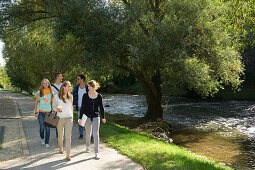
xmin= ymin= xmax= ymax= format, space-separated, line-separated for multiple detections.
xmin=79 ymin=93 xmax=87 ymax=119
xmin=71 ymin=95 xmax=73 ymax=113
xmin=52 ymin=95 xmax=58 ymax=112
xmin=51 ymin=94 xmax=54 ymax=110
xmin=99 ymin=94 xmax=106 ymax=124
xmin=78 ymin=94 xmax=86 ymax=126
xmin=72 ymin=86 xmax=78 ymax=108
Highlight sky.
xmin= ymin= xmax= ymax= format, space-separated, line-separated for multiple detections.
xmin=0 ymin=40 xmax=5 ymax=66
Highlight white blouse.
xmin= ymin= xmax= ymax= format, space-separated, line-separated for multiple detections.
xmin=53 ymin=96 xmax=73 ymax=118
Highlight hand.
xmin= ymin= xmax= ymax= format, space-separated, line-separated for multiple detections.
xmin=78 ymin=119 xmax=82 ymax=126
xmin=35 ymin=112 xmax=38 ymax=118
xmin=102 ymin=119 xmax=106 ymax=124
xmin=73 ymin=105 xmax=76 ymax=109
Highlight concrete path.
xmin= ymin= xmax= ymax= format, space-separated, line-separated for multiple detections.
xmin=0 ymin=91 xmax=144 ymax=170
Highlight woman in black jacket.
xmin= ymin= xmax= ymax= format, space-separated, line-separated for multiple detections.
xmin=79 ymin=80 xmax=106 ymax=159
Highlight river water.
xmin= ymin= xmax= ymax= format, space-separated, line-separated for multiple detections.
xmin=103 ymin=94 xmax=255 ymax=170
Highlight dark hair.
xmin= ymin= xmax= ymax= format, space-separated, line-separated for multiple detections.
xmin=78 ymin=74 xmax=85 ymax=81
xmin=55 ymin=72 xmax=62 ymax=79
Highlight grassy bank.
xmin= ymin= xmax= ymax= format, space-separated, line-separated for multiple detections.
xmin=100 ymin=122 xmax=231 ymax=170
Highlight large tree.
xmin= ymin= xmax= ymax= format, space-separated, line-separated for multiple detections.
xmin=1 ymin=0 xmax=254 ymax=120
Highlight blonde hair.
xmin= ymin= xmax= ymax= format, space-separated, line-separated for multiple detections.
xmin=39 ymin=79 xmax=53 ymax=97
xmin=88 ymin=80 xmax=100 ymax=90
xmin=58 ymin=81 xmax=72 ymax=103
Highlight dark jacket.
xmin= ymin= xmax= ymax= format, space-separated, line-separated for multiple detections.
xmin=72 ymin=84 xmax=89 ymax=111
xmin=79 ymin=93 xmax=105 ymax=119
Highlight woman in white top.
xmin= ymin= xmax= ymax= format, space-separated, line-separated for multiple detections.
xmin=54 ymin=81 xmax=73 ymax=161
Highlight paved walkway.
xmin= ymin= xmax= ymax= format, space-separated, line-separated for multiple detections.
xmin=0 ymin=91 xmax=144 ymax=170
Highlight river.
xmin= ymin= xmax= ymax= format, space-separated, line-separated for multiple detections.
xmin=102 ymin=94 xmax=255 ymax=170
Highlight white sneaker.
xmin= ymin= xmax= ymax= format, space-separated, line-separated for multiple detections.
xmin=85 ymin=146 xmax=90 ymax=153
xmin=95 ymin=153 xmax=100 ymax=160
xmin=41 ymin=139 xmax=45 ymax=145
xmin=45 ymin=144 xmax=50 ymax=148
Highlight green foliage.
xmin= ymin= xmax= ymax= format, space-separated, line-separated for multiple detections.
xmin=0 ymin=66 xmax=11 ymax=89
xmin=2 ymin=19 xmax=88 ymax=92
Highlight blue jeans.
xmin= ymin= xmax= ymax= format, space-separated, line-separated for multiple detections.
xmin=38 ymin=112 xmax=50 ymax=144
xmin=77 ymin=110 xmax=84 ymax=136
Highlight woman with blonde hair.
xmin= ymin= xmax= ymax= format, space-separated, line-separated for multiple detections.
xmin=35 ymin=78 xmax=53 ymax=148
xmin=54 ymin=81 xmax=73 ymax=161
xmin=79 ymin=80 xmax=106 ymax=159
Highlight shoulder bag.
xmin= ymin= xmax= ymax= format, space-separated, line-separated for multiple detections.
xmin=44 ymin=111 xmax=60 ymax=128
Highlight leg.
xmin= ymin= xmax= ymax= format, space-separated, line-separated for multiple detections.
xmin=38 ymin=112 xmax=45 ymax=140
xmin=77 ymin=110 xmax=84 ymax=137
xmin=85 ymin=118 xmax=92 ymax=148
xmin=56 ymin=128 xmax=58 ymax=139
xmin=92 ymin=117 xmax=100 ymax=153
xmin=57 ymin=118 xmax=65 ymax=152
xmin=45 ymin=124 xmax=51 ymax=145
xmin=65 ymin=117 xmax=73 ymax=154
xmin=91 ymin=127 xmax=93 ymax=142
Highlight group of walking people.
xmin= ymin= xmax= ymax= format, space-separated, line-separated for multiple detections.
xmin=34 ymin=73 xmax=106 ymax=161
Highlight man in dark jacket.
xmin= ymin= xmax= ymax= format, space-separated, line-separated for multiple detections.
xmin=73 ymin=74 xmax=88 ymax=139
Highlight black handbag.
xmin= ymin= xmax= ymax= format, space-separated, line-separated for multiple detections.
xmin=44 ymin=111 xmax=60 ymax=128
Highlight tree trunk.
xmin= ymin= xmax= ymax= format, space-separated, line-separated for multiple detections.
xmin=117 ymin=65 xmax=163 ymax=120
xmin=144 ymin=86 xmax=163 ymax=120
xmin=138 ymin=71 xmax=163 ymax=120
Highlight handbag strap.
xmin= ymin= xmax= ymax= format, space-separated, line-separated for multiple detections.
xmin=52 ymin=84 xmax=60 ymax=92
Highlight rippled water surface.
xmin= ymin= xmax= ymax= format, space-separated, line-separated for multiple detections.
xmin=103 ymin=94 xmax=255 ymax=169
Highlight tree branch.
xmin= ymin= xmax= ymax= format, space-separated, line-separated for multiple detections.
xmin=122 ymin=0 xmax=129 ymax=5
xmin=148 ymin=0 xmax=154 ymax=10
xmin=117 ymin=63 xmax=158 ymax=96
xmin=121 ymin=0 xmax=150 ymax=37
xmin=154 ymin=0 xmax=163 ymax=20
xmin=155 ymin=0 xmax=160 ymax=9
xmin=137 ymin=19 xmax=150 ymax=37
xmin=30 ymin=16 xmax=57 ymax=22
xmin=28 ymin=10 xmax=49 ymax=14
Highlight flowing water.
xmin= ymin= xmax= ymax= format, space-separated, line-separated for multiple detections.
xmin=103 ymin=94 xmax=255 ymax=169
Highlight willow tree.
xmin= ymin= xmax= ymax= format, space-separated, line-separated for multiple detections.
xmin=1 ymin=0 xmax=254 ymax=120
xmin=55 ymin=0 xmax=246 ymax=120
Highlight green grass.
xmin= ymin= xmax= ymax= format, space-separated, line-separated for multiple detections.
xmin=100 ymin=122 xmax=232 ymax=170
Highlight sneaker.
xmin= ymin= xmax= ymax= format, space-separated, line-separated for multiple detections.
xmin=79 ymin=135 xmax=83 ymax=140
xmin=41 ymin=139 xmax=45 ymax=145
xmin=85 ymin=146 xmax=90 ymax=153
xmin=95 ymin=153 xmax=100 ymax=160
xmin=45 ymin=144 xmax=50 ymax=148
